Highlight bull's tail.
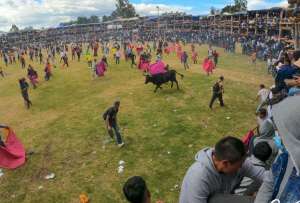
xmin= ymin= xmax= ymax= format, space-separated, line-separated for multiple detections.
xmin=174 ymin=70 xmax=184 ymax=79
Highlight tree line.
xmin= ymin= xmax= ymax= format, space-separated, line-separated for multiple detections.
xmin=59 ymin=0 xmax=138 ymax=26
xmin=210 ymin=0 xmax=247 ymax=15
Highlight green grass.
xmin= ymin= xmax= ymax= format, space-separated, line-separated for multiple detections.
xmin=0 ymin=44 xmax=272 ymax=203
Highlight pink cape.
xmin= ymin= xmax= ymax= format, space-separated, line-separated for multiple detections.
xmin=149 ymin=61 xmax=167 ymax=75
xmin=202 ymin=58 xmax=215 ymax=74
xmin=29 ymin=75 xmax=38 ymax=85
xmin=96 ymin=61 xmax=107 ymax=77
xmin=138 ymin=58 xmax=150 ymax=72
xmin=0 ymin=129 xmax=26 ymax=169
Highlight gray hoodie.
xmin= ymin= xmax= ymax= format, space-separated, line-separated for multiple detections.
xmin=255 ymin=96 xmax=300 ymax=203
xmin=179 ymin=148 xmax=265 ymax=203
xmin=254 ymin=118 xmax=278 ymax=167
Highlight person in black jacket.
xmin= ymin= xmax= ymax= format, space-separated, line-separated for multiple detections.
xmin=209 ymin=76 xmax=225 ymax=109
xmin=128 ymin=52 xmax=136 ymax=68
xmin=103 ymin=101 xmax=124 ymax=148
xmin=19 ymin=78 xmax=32 ymax=109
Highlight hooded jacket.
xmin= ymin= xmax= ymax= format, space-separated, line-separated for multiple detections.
xmin=179 ymin=148 xmax=265 ymax=203
xmin=254 ymin=118 xmax=278 ymax=167
xmin=255 ymin=96 xmax=300 ymax=203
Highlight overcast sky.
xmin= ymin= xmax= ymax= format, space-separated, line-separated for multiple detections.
xmin=0 ymin=0 xmax=288 ymax=31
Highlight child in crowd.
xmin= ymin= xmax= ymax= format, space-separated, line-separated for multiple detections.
xmin=123 ymin=176 xmax=164 ymax=203
xmin=234 ymin=142 xmax=272 ymax=196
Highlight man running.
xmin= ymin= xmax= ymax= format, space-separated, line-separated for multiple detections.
xmin=19 ymin=78 xmax=32 ymax=109
xmin=103 ymin=101 xmax=124 ymax=148
xmin=209 ymin=76 xmax=225 ymax=109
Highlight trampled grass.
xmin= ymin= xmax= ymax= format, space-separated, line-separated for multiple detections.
xmin=0 ymin=44 xmax=272 ymax=203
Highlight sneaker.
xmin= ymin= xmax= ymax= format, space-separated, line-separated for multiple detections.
xmin=118 ymin=143 xmax=125 ymax=148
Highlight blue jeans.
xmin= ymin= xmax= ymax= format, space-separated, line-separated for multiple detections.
xmin=279 ymin=167 xmax=300 ymax=202
xmin=271 ymin=151 xmax=300 ymax=202
xmin=288 ymin=87 xmax=300 ymax=96
xmin=271 ymin=151 xmax=289 ymax=200
xmin=108 ymin=123 xmax=123 ymax=144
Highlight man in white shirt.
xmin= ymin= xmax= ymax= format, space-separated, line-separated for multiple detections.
xmin=257 ymin=84 xmax=269 ymax=104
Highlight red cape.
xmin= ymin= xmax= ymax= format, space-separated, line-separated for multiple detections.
xmin=0 ymin=129 xmax=25 ymax=169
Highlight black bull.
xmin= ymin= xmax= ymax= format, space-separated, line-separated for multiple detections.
xmin=144 ymin=70 xmax=184 ymax=92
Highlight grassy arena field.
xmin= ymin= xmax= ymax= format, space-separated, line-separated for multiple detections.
xmin=0 ymin=44 xmax=272 ymax=203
